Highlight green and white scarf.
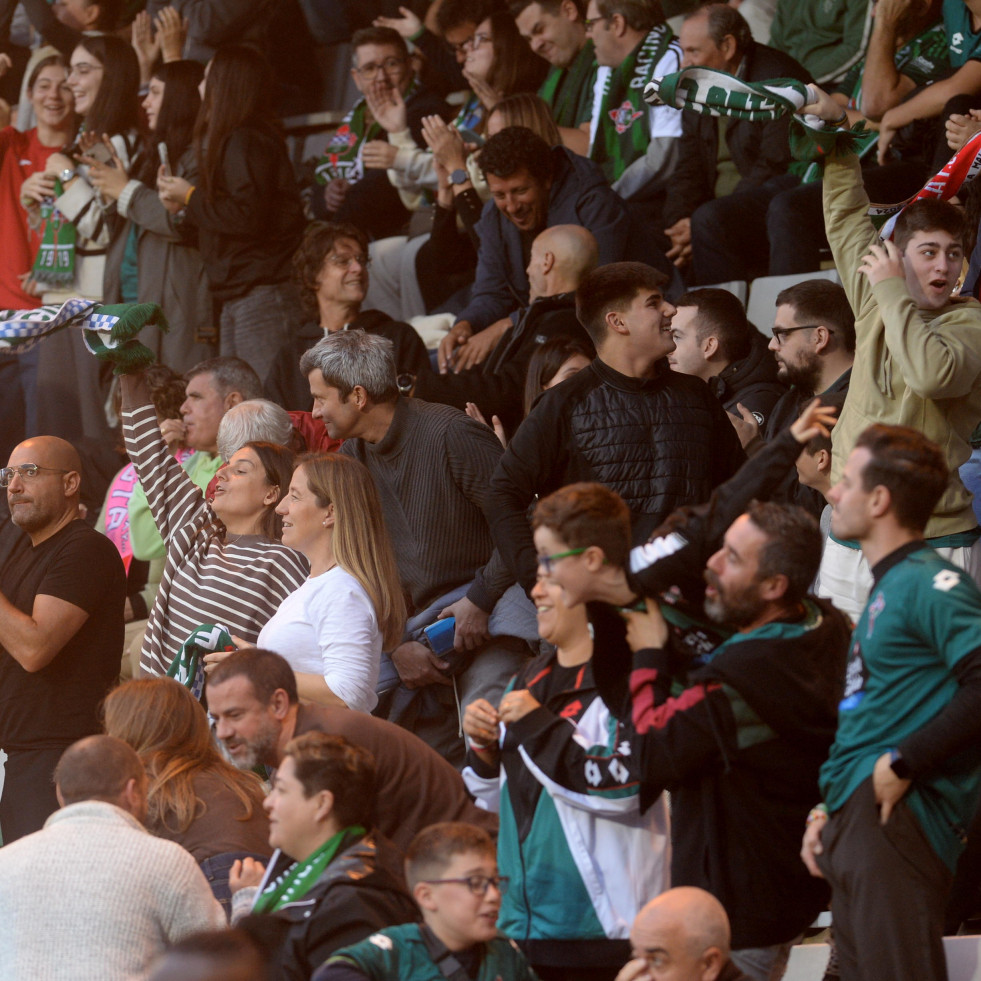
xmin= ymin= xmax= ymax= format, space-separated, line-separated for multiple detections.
xmin=592 ymin=24 xmax=674 ymax=182
xmin=314 ymin=78 xmax=422 ymax=186
xmin=539 ymin=40 xmax=597 ymax=129
xmin=253 ymin=826 xmax=367 ymax=914
xmin=168 ymin=623 xmax=232 ymax=700
xmin=31 ymin=178 xmax=76 ymax=288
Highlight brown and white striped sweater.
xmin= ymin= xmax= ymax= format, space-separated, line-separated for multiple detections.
xmin=123 ymin=404 xmax=308 ymax=676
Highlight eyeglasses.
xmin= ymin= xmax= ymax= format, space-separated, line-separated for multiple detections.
xmin=325 ymin=252 xmax=371 ymax=269
xmin=420 ymin=874 xmax=510 ymax=896
xmin=0 ymin=464 xmax=71 ymax=487
xmin=770 ymin=324 xmax=834 ymax=346
xmin=583 ymin=14 xmax=608 ymax=30
xmin=355 ymin=57 xmax=407 ymax=79
xmin=537 ymin=547 xmax=586 ymax=574
xmin=450 ymin=34 xmax=476 ymax=54
xmin=469 ymin=32 xmax=492 ymax=51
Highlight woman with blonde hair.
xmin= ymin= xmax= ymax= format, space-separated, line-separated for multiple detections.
xmin=103 ymin=676 xmax=270 ymax=914
xmin=256 ymin=452 xmax=406 ymax=713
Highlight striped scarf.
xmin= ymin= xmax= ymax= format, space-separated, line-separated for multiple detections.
xmin=646 ymin=66 xmax=981 ymax=237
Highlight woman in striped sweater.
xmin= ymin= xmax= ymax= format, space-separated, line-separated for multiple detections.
xmin=119 ymin=370 xmax=308 ymax=677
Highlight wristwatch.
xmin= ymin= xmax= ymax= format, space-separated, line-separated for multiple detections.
xmin=59 ymin=168 xmax=76 ymax=184
xmin=889 ymin=748 xmax=912 ymax=780
xmin=449 ymin=168 xmax=470 ymax=186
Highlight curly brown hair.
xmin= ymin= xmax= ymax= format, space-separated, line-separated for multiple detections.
xmin=292 ymin=221 xmax=370 ymax=317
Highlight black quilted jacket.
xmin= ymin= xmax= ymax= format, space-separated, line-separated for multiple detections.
xmin=486 ymin=357 xmax=745 ymax=591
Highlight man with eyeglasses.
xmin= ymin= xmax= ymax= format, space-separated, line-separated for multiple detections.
xmin=0 ymin=435 xmax=125 ymax=842
xmin=734 ymin=279 xmax=854 ymax=521
xmin=312 ymin=26 xmax=450 ymax=240
xmin=266 ymin=221 xmax=430 ymax=412
xmin=800 ymin=84 xmax=981 ymax=620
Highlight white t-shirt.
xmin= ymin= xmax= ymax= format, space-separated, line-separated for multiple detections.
xmin=257 ymin=567 xmax=381 ymax=712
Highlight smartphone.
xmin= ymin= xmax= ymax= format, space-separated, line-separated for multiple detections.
xmin=457 ymin=128 xmax=485 ymax=148
xmin=158 ymin=141 xmax=171 ymax=178
xmin=86 ymin=141 xmax=114 ymax=165
xmin=423 ymin=617 xmax=456 ymax=655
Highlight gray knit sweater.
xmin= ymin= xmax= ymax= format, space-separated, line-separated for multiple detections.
xmin=0 ymin=801 xmax=226 ymax=979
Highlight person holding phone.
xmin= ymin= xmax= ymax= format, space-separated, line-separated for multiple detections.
xmin=30 ymin=35 xmax=142 ymax=446
xmin=81 ymin=60 xmax=216 ymax=374
xmin=156 ymin=45 xmax=305 ymax=380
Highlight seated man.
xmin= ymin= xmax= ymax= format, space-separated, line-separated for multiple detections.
xmin=667 ymin=287 xmax=786 ymax=432
xmin=486 ymin=261 xmax=745 ymax=594
xmin=413 ymin=224 xmax=598 ymax=436
xmin=618 ymin=887 xmax=751 ymax=981
xmin=0 ymin=735 xmax=224 ymax=978
xmin=206 ymin=648 xmax=499 ymax=852
xmin=0 ymin=437 xmax=125 ymax=841
xmin=231 ymin=732 xmax=419 ymax=978
xmin=661 ymin=3 xmax=811 ymax=285
xmin=316 ymin=823 xmax=536 ymax=981
xmin=266 ymin=221 xmax=430 ymax=412
xmin=438 ymin=125 xmax=629 ymax=372
xmin=312 ymin=27 xmax=451 ymax=240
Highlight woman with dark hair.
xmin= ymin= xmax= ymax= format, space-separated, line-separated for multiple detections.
xmin=82 ymin=60 xmax=215 ymax=372
xmin=119 ymin=368 xmax=308 ymax=678
xmin=31 ymin=35 xmax=142 ymax=446
xmin=157 ymin=45 xmax=304 ymax=376
xmin=104 ymin=677 xmax=270 ymax=915
xmin=522 ymin=333 xmax=594 ymax=417
xmin=0 ymin=53 xmax=75 ymax=458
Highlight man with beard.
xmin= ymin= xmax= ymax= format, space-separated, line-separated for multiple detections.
xmin=0 ymin=437 xmax=125 ymax=843
xmin=205 ymin=648 xmax=497 ymax=853
xmin=733 ymin=279 xmax=854 ymax=520
xmin=527 ymin=400 xmax=850 ymax=979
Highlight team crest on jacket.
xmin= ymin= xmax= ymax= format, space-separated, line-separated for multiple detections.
xmin=610 ymin=100 xmax=644 ymax=134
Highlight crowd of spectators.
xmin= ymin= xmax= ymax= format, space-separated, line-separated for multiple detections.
xmin=5 ymin=0 xmax=981 ymax=980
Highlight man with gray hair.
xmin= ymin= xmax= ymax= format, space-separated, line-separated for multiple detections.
xmin=300 ymin=331 xmax=537 ymax=767
xmin=617 ymin=888 xmax=750 ymax=981
xmin=128 ymin=357 xmax=264 ymax=564
xmin=216 ymin=399 xmax=294 ymax=464
xmin=0 ymin=735 xmax=224 ymax=980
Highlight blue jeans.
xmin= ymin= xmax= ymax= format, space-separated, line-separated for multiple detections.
xmin=200 ymin=850 xmax=269 ymax=920
xmin=730 ymin=936 xmax=799 ymax=981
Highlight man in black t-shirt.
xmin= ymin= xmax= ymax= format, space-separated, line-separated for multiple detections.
xmin=0 ymin=436 xmax=125 ymax=842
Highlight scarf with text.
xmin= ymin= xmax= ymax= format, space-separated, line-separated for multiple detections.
xmin=31 ymin=178 xmax=76 ymax=287
xmin=592 ymin=25 xmax=674 ymax=182
xmin=253 ymin=826 xmax=367 ymax=914
xmin=314 ymin=78 xmax=422 ymax=186
xmin=167 ymin=623 xmax=232 ymax=700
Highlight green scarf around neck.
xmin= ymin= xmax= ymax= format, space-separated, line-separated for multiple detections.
xmin=253 ymin=825 xmax=367 ymax=914
xmin=539 ymin=40 xmax=597 ymax=129
xmin=591 ymin=25 xmax=674 ymax=182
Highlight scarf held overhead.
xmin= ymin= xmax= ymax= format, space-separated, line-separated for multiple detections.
xmin=645 ymin=66 xmax=981 ymax=238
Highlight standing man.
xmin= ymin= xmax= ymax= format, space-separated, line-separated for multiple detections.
xmin=802 ymin=85 xmax=981 ymax=618
xmin=301 ymin=331 xmax=537 ymax=765
xmin=0 ymin=437 xmax=125 ymax=842
xmin=487 ymin=261 xmax=744 ymax=593
xmin=802 ymin=425 xmax=981 ymax=981
xmin=667 ymin=287 xmax=785 ymax=431
xmin=513 ymin=0 xmax=595 ymax=148
xmin=661 ymin=3 xmax=811 ymax=284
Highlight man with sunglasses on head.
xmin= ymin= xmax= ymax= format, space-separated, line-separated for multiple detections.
xmin=0 ymin=436 xmax=125 ymax=843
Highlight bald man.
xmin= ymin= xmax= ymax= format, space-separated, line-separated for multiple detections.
xmin=0 ymin=437 xmax=126 ymax=841
xmin=617 ymin=888 xmax=751 ymax=981
xmin=412 ymin=224 xmax=599 ymax=438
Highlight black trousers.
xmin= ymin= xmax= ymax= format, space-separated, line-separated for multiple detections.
xmin=0 ymin=746 xmax=64 ymax=844
xmin=817 ymin=776 xmax=953 ymax=981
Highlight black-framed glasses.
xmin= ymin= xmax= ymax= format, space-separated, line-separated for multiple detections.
xmin=537 ymin=547 xmax=586 ymax=574
xmin=355 ymin=57 xmax=407 ymax=79
xmin=0 ymin=464 xmax=71 ymax=487
xmin=583 ymin=14 xmax=608 ymax=29
xmin=420 ymin=874 xmax=510 ymax=896
xmin=770 ymin=324 xmax=834 ymax=346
